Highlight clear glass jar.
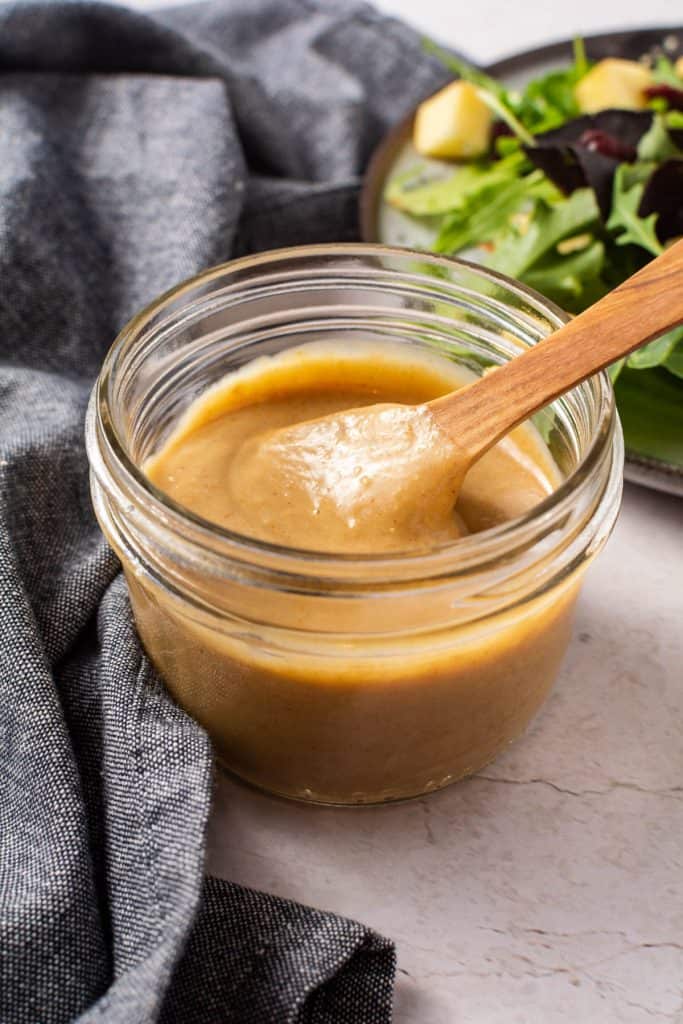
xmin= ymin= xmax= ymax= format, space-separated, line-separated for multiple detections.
xmin=86 ymin=244 xmax=623 ymax=805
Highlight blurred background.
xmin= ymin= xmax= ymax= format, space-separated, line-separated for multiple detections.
xmin=121 ymin=0 xmax=680 ymax=64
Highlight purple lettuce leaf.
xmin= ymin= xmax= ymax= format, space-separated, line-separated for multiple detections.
xmin=524 ymin=110 xmax=653 ymax=218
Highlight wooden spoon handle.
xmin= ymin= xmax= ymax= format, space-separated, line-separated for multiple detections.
xmin=429 ymin=238 xmax=683 ymax=459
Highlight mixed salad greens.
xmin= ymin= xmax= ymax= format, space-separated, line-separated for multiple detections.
xmin=386 ymin=40 xmax=683 ymax=466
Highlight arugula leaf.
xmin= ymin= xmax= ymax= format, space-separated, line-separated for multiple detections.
xmin=385 ymin=165 xmax=477 ymax=216
xmin=666 ymin=110 xmax=683 ymax=130
xmin=476 ymin=89 xmax=535 ymax=146
xmin=637 ymin=114 xmax=682 ymax=161
xmin=385 ymin=153 xmax=528 ymax=217
xmin=665 ymin=109 xmax=683 ymax=151
xmin=606 ymin=165 xmax=663 ymax=256
xmin=495 ymin=135 xmax=523 ymax=158
xmin=618 ymin=160 xmax=657 ymax=189
xmin=615 ymin=367 xmax=683 ymax=466
xmin=609 ymin=359 xmax=626 ymax=383
xmin=515 ymin=72 xmax=580 ymax=133
xmin=422 ymin=41 xmax=509 ymax=101
xmin=651 ymin=55 xmax=682 ymax=88
xmin=627 ymin=325 xmax=683 ymax=369
xmin=573 ymin=37 xmax=589 ymax=78
xmin=665 ymin=340 xmax=683 ymax=379
xmin=433 ymin=170 xmax=554 ymax=253
xmin=512 ymin=38 xmax=590 ymax=134
xmin=523 ymin=239 xmax=605 ymax=308
xmin=487 ymin=187 xmax=600 ymax=277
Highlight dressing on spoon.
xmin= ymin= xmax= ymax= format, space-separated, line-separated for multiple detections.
xmin=226 ymin=402 xmax=468 ymax=551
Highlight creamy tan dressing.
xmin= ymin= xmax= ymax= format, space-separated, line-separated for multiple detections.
xmin=146 ymin=342 xmax=559 ymax=553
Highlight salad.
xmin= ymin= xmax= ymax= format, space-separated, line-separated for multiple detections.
xmin=385 ymin=39 xmax=683 ymax=467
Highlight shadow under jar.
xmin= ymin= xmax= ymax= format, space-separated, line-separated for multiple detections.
xmin=86 ymin=244 xmax=623 ymax=805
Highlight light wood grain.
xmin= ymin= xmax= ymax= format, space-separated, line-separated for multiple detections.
xmin=428 ymin=238 xmax=683 ymax=459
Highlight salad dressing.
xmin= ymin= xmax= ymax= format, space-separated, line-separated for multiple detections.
xmin=146 ymin=342 xmax=559 ymax=552
xmin=134 ymin=342 xmax=578 ymax=803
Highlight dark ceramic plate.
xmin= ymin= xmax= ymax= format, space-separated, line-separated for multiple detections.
xmin=360 ymin=28 xmax=683 ymax=497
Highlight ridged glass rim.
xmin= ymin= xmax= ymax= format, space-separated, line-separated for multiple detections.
xmin=88 ymin=243 xmax=621 ymax=585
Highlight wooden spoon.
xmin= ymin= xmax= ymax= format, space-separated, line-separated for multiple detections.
xmin=230 ymin=240 xmax=683 ymax=553
xmin=428 ymin=237 xmax=683 ymax=464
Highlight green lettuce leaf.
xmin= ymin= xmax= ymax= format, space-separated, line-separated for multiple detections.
xmin=434 ymin=170 xmax=556 ymax=253
xmin=627 ymin=325 xmax=683 ymax=369
xmin=615 ymin=367 xmax=683 ymax=466
xmin=486 ymin=187 xmax=600 ymax=277
xmin=523 ymin=239 xmax=605 ymax=308
xmin=422 ymin=42 xmax=509 ymax=101
xmin=651 ymin=55 xmax=683 ymax=88
xmin=607 ymin=165 xmax=663 ymax=256
xmin=609 ymin=358 xmax=626 ymax=383
xmin=664 ymin=338 xmax=683 ymax=379
xmin=385 ymin=153 xmax=527 ymax=217
xmin=666 ymin=110 xmax=683 ymax=131
xmin=637 ymin=114 xmax=682 ymax=162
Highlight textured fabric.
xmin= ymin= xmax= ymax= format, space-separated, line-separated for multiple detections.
xmin=0 ymin=2 xmax=451 ymax=1021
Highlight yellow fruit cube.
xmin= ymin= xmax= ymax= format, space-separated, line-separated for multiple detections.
xmin=575 ymin=58 xmax=652 ymax=114
xmin=413 ymin=81 xmax=493 ymax=160
xmin=676 ymin=56 xmax=683 ymax=79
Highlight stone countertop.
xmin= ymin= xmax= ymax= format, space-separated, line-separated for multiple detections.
xmin=207 ymin=482 xmax=683 ymax=1023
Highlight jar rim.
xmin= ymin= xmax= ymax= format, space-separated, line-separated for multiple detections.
xmin=90 ymin=243 xmax=621 ymax=584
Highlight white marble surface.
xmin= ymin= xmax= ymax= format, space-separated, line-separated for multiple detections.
xmin=206 ymin=482 xmax=683 ymax=1023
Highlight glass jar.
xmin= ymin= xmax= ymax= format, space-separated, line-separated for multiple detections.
xmin=86 ymin=244 xmax=623 ymax=805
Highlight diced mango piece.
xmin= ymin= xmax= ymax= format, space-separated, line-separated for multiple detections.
xmin=575 ymin=58 xmax=652 ymax=114
xmin=413 ymin=81 xmax=493 ymax=160
xmin=676 ymin=56 xmax=683 ymax=79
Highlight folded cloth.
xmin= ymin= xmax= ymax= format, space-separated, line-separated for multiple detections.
xmin=0 ymin=1 xmax=452 ymax=1021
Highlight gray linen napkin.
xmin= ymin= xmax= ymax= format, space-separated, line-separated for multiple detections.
xmin=0 ymin=2 xmax=450 ymax=1020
